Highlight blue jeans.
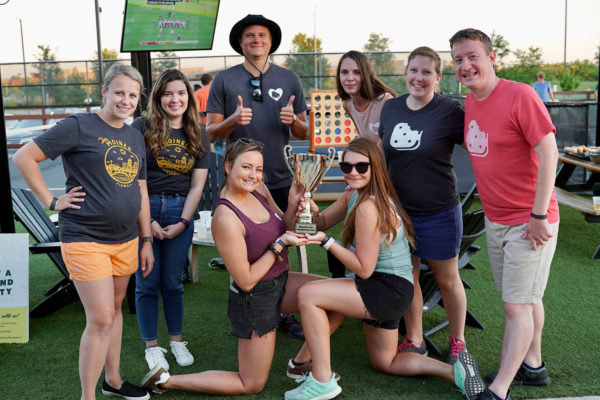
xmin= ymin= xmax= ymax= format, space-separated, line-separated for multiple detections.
xmin=136 ymin=193 xmax=193 ymax=341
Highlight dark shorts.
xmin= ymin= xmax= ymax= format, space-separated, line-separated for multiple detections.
xmin=411 ymin=204 xmax=463 ymax=260
xmin=227 ymin=271 xmax=287 ymax=339
xmin=355 ymin=272 xmax=413 ymax=330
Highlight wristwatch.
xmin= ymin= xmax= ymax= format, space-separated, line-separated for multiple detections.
xmin=291 ymin=113 xmax=297 ymax=126
xmin=141 ymin=236 xmax=153 ymax=243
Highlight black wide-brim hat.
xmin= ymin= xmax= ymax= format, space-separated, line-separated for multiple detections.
xmin=229 ymin=14 xmax=282 ymax=55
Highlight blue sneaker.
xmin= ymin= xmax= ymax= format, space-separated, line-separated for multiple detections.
xmin=284 ymin=372 xmax=342 ymax=400
xmin=454 ymin=349 xmax=486 ymax=400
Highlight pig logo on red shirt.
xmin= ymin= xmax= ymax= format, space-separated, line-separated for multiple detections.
xmin=465 ymin=120 xmax=488 ymax=157
xmin=390 ymin=122 xmax=422 ymax=151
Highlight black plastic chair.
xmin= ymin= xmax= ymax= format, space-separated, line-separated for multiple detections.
xmin=198 ymin=152 xmax=225 ymax=212
xmin=11 ymin=188 xmax=79 ymax=317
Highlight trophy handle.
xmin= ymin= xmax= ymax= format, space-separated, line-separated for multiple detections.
xmin=283 ymin=145 xmax=295 ymax=176
xmin=322 ymin=147 xmax=337 ymax=176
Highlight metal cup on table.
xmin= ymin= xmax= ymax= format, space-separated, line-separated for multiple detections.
xmin=284 ymin=145 xmax=336 ymax=234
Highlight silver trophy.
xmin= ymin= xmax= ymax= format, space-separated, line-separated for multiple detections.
xmin=284 ymin=145 xmax=336 ymax=234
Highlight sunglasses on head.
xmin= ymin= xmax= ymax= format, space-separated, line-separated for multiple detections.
xmin=233 ymin=137 xmax=264 ymax=150
xmin=339 ymin=162 xmax=370 ymax=174
xmin=249 ymin=75 xmax=262 ymax=102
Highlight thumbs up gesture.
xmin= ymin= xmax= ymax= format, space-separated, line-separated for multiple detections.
xmin=234 ymin=95 xmax=252 ymax=126
xmin=280 ymin=95 xmax=296 ymax=126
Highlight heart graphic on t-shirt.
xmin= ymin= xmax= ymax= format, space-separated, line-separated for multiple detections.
xmin=368 ymin=122 xmax=380 ymax=134
xmin=268 ymin=88 xmax=283 ymax=101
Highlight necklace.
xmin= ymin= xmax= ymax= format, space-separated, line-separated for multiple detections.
xmin=244 ymin=56 xmax=269 ymax=77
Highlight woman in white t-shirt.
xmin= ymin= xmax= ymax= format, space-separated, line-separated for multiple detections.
xmin=336 ymin=50 xmax=396 ymax=146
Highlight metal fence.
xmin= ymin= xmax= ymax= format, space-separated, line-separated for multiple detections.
xmin=1 ymin=51 xmax=460 ymax=109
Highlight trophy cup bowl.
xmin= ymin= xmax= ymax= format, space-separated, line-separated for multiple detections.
xmin=284 ymin=145 xmax=336 ymax=234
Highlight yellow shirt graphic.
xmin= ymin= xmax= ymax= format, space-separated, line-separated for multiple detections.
xmin=104 ymin=145 xmax=140 ymax=187
xmin=155 ymin=143 xmax=194 ymax=175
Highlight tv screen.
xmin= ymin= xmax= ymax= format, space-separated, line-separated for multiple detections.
xmin=121 ymin=0 xmax=220 ymax=52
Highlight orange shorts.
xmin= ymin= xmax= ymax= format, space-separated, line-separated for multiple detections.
xmin=61 ymin=237 xmax=139 ymax=282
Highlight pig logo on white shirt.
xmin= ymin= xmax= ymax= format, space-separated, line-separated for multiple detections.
xmin=390 ymin=122 xmax=422 ymax=151
xmin=465 ymin=120 xmax=488 ymax=157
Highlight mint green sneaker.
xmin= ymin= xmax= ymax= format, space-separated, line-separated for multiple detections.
xmin=454 ymin=349 xmax=486 ymax=399
xmin=284 ymin=372 xmax=342 ymax=400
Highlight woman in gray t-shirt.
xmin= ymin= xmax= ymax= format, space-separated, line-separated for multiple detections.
xmin=13 ymin=64 xmax=153 ymax=400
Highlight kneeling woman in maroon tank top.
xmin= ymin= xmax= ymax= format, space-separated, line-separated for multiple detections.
xmin=140 ymin=138 xmax=330 ymax=395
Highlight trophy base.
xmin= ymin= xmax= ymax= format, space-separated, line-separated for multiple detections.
xmin=295 ymin=222 xmax=317 ymax=235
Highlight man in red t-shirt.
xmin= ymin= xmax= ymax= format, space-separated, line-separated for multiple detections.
xmin=450 ymin=29 xmax=559 ymax=400
xmin=195 ymin=73 xmax=212 ymax=126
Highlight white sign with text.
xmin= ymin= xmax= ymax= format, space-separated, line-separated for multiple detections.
xmin=0 ymin=233 xmax=29 ymax=343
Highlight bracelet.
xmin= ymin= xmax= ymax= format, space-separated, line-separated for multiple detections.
xmin=49 ymin=197 xmax=58 ymax=211
xmin=141 ymin=236 xmax=153 ymax=243
xmin=275 ymin=238 xmax=287 ymax=249
xmin=177 ymin=217 xmax=190 ymax=227
xmin=268 ymin=242 xmax=283 ymax=261
xmin=530 ymin=212 xmax=547 ymax=220
xmin=320 ymin=234 xmax=331 ymax=246
xmin=150 ymin=218 xmax=155 ymax=223
xmin=322 ymin=236 xmax=335 ymax=251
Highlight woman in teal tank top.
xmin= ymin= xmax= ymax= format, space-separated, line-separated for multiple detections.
xmin=283 ymin=138 xmax=486 ymax=400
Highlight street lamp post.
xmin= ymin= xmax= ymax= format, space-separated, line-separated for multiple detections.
xmin=313 ymin=5 xmax=318 ymax=90
xmin=563 ymin=0 xmax=568 ymax=73
xmin=18 ymin=18 xmax=28 ymax=106
xmin=95 ymin=0 xmax=103 ymax=85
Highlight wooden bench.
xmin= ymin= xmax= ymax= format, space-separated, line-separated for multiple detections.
xmin=554 ymin=187 xmax=599 ymax=216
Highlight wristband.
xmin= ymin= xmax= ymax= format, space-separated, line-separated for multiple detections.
xmin=49 ymin=197 xmax=58 ymax=211
xmin=268 ymin=242 xmax=283 ymax=261
xmin=150 ymin=218 xmax=155 ymax=223
xmin=320 ymin=234 xmax=331 ymax=246
xmin=177 ymin=217 xmax=190 ymax=227
xmin=530 ymin=212 xmax=547 ymax=220
xmin=322 ymin=237 xmax=335 ymax=251
xmin=291 ymin=113 xmax=297 ymax=126
xmin=141 ymin=236 xmax=153 ymax=243
xmin=275 ymin=238 xmax=287 ymax=249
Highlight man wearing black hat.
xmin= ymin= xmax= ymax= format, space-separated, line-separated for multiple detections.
xmin=206 ymin=14 xmax=308 ymax=340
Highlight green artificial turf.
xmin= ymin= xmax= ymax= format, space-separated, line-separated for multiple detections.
xmin=1 ymin=202 xmax=599 ymax=399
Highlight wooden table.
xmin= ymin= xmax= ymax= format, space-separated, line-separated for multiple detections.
xmin=555 ymin=152 xmax=600 ymax=258
xmin=189 ymin=235 xmax=216 ymax=283
xmin=556 ymin=153 xmax=600 ymax=192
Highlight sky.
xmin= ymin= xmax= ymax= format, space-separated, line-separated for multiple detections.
xmin=1 ymin=0 xmax=599 ymax=65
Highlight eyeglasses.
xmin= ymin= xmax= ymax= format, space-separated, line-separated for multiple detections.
xmin=339 ymin=162 xmax=370 ymax=174
xmin=250 ymin=75 xmax=262 ymax=102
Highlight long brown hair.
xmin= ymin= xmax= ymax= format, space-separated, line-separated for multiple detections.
xmin=145 ymin=69 xmax=206 ymax=158
xmin=340 ymin=138 xmax=414 ymax=248
xmin=335 ymin=50 xmax=397 ymax=101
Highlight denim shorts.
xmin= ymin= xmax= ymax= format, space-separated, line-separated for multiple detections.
xmin=355 ymin=272 xmax=413 ymax=330
xmin=411 ymin=204 xmax=463 ymax=260
xmin=227 ymin=271 xmax=287 ymax=339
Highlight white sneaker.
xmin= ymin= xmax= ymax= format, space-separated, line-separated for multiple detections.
xmin=170 ymin=341 xmax=194 ymax=367
xmin=145 ymin=346 xmax=169 ymax=371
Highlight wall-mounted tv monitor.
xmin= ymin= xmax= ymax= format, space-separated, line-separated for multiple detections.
xmin=121 ymin=0 xmax=220 ymax=52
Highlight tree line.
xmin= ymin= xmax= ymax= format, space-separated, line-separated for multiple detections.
xmin=2 ymin=46 xmax=177 ymax=108
xmin=2 ymin=32 xmax=598 ymax=108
